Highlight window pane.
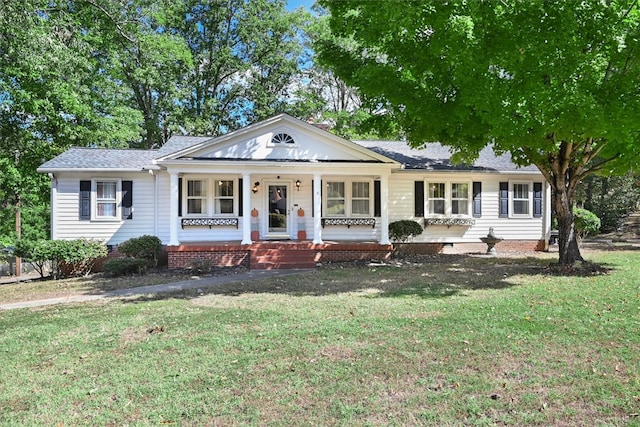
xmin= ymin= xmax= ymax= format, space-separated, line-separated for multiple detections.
xmin=352 ymin=200 xmax=370 ymax=215
xmin=326 ymin=200 xmax=345 ymax=215
xmin=216 ymin=180 xmax=233 ymax=197
xmin=430 ymin=200 xmax=445 ymax=214
xmin=352 ymin=182 xmax=369 ymax=198
xmin=215 ymin=199 xmax=233 ymax=214
xmin=429 ymin=183 xmax=445 ymax=198
xmin=188 ymin=180 xmax=205 ymax=197
xmin=451 ymin=183 xmax=468 ymax=199
xmin=513 ymin=184 xmax=528 ymax=199
xmin=97 ymin=202 xmax=116 ymax=217
xmin=452 ymin=200 xmax=468 ymax=215
xmin=514 ymin=200 xmax=529 ymax=215
xmin=327 ymin=182 xmax=345 ymax=198
xmin=97 ymin=182 xmax=116 ymax=199
xmin=452 ymin=183 xmax=469 ymax=215
xmin=187 ymin=199 xmax=203 ymax=214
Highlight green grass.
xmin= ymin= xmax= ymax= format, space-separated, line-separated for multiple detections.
xmin=1 ymin=250 xmax=639 ymax=426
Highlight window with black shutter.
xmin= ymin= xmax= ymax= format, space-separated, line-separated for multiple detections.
xmin=79 ymin=180 xmax=91 ymax=220
xmin=499 ymin=182 xmax=509 ymax=217
xmin=414 ymin=181 xmax=425 ymax=217
xmin=472 ymin=182 xmax=482 ymax=218
xmin=122 ymin=180 xmax=133 ymax=220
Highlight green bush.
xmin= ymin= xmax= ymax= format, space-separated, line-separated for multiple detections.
xmin=103 ymin=258 xmax=147 ymax=277
xmin=389 ymin=220 xmax=423 ymax=243
xmin=15 ymin=238 xmax=107 ymax=279
xmin=117 ymin=235 xmax=163 ymax=267
xmin=574 ymin=207 xmax=601 ymax=240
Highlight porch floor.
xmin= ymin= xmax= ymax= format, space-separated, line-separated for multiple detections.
xmin=166 ymin=240 xmax=393 ymax=270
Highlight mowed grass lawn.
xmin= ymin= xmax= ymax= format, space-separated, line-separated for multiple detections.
xmin=1 ymin=250 xmax=639 ymax=426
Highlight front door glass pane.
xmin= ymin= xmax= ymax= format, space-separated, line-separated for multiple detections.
xmin=268 ymin=185 xmax=287 ymax=233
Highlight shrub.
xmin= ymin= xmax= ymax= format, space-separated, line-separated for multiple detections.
xmin=389 ymin=220 xmax=423 ymax=243
xmin=103 ymin=258 xmax=147 ymax=277
xmin=117 ymin=235 xmax=163 ymax=267
xmin=15 ymin=238 xmax=107 ymax=279
xmin=574 ymin=207 xmax=601 ymax=241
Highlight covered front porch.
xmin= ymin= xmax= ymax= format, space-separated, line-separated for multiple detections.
xmin=166 ymin=240 xmax=393 ymax=270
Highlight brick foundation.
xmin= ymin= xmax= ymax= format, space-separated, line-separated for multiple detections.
xmin=395 ymin=240 xmax=546 ymax=255
xmin=312 ymin=243 xmax=393 ymax=263
xmin=166 ymin=239 xmax=545 ymax=270
xmin=166 ymin=244 xmax=250 ymax=269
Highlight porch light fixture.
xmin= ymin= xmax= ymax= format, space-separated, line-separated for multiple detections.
xmin=295 ymin=179 xmax=301 ymax=191
xmin=252 ymin=181 xmax=260 ymax=193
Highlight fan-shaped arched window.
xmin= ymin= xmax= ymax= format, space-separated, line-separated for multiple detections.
xmin=271 ymin=133 xmax=295 ymax=144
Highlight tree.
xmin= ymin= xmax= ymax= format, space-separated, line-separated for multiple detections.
xmin=0 ymin=1 xmax=142 ymax=243
xmin=79 ymin=0 xmax=193 ymax=148
xmin=177 ymin=0 xmax=311 ymax=135
xmin=576 ymin=173 xmax=640 ymax=232
xmin=317 ymin=0 xmax=640 ymax=265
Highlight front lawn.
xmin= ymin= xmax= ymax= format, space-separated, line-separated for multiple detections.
xmin=1 ymin=250 xmax=639 ymax=425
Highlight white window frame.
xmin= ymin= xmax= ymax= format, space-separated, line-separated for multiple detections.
xmin=213 ymin=179 xmax=235 ymax=215
xmin=91 ymin=178 xmax=121 ymax=221
xmin=186 ymin=179 xmax=208 ymax=216
xmin=510 ymin=181 xmax=532 ymax=218
xmin=323 ymin=178 xmax=374 ymax=217
xmin=182 ymin=176 xmax=238 ymax=218
xmin=267 ymin=128 xmax=299 ymax=148
xmin=425 ymin=180 xmax=472 ymax=217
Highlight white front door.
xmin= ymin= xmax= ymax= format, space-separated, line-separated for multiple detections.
xmin=266 ymin=183 xmax=290 ymax=239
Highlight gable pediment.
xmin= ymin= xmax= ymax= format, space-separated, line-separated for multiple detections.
xmin=159 ymin=115 xmax=395 ymax=164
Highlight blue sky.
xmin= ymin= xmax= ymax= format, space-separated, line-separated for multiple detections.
xmin=286 ymin=0 xmax=316 ymax=11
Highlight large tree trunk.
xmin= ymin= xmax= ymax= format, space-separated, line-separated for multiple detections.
xmin=528 ymin=139 xmax=592 ymax=266
xmin=551 ymin=185 xmax=583 ymax=265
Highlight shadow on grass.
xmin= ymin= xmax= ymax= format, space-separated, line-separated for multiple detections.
xmin=113 ymin=253 xmax=616 ymax=305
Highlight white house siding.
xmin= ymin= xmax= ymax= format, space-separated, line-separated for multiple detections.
xmin=52 ymin=172 xmax=157 ymax=245
xmin=387 ymin=172 xmax=547 ymax=243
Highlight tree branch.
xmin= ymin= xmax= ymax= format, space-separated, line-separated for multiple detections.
xmin=82 ymin=0 xmax=137 ymax=45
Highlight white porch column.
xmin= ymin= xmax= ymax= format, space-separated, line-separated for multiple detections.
xmin=379 ymin=173 xmax=391 ymax=245
xmin=168 ymin=171 xmax=180 ymax=246
xmin=312 ymin=173 xmax=323 ymax=244
xmin=241 ymin=174 xmax=252 ymax=244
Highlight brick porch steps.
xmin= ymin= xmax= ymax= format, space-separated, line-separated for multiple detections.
xmin=167 ymin=241 xmax=393 ymax=270
xmin=250 ymin=246 xmax=316 ymax=270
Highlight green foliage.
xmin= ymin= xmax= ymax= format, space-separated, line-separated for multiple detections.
xmin=574 ymin=208 xmax=601 ymax=240
xmin=318 ymin=0 xmax=640 ymax=264
xmin=102 ymin=258 xmax=148 ymax=277
xmin=15 ymin=239 xmax=107 ymax=279
xmin=117 ymin=235 xmax=163 ymax=267
xmin=577 ymin=173 xmax=640 ymax=232
xmin=388 ymin=220 xmax=423 ymax=243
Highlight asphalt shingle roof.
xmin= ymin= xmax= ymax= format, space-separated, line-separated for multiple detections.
xmin=38 ymin=135 xmax=537 ymax=173
xmin=355 ymin=141 xmax=539 ymax=172
xmin=156 ymin=135 xmax=212 ymax=157
xmin=38 ymin=147 xmax=158 ymax=171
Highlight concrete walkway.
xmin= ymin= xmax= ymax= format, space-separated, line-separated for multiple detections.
xmin=0 ymin=269 xmax=312 ymax=311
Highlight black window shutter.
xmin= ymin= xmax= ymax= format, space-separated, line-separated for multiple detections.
xmin=374 ymin=180 xmax=381 ymax=217
xmin=79 ymin=180 xmax=91 ymax=220
xmin=122 ymin=180 xmax=133 ymax=220
xmin=533 ymin=182 xmax=543 ymax=218
xmin=414 ymin=181 xmax=425 ymax=217
xmin=178 ymin=178 xmax=183 ymax=217
xmin=472 ymin=182 xmax=482 ymax=218
xmin=499 ymin=182 xmax=509 ymax=217
xmin=238 ymin=178 xmax=243 ymax=217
